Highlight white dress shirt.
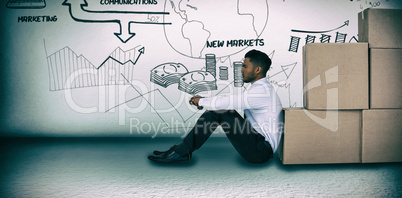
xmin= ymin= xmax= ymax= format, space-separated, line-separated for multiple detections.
xmin=198 ymin=78 xmax=284 ymax=153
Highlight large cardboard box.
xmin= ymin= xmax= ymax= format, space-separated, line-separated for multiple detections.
xmin=370 ymin=49 xmax=402 ymax=109
xmin=279 ymin=108 xmax=361 ymax=164
xmin=303 ymin=43 xmax=369 ymax=110
xmin=362 ymin=109 xmax=402 ymax=163
xmin=358 ymin=8 xmax=402 ymax=49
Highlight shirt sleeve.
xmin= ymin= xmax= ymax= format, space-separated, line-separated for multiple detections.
xmin=198 ymin=84 xmax=271 ymax=111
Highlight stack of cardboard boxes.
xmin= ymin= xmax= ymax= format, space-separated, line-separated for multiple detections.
xmin=358 ymin=8 xmax=402 ymax=163
xmin=279 ymin=8 xmax=402 ymax=164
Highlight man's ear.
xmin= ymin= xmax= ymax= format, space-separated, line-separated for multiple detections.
xmin=255 ymin=66 xmax=262 ymax=74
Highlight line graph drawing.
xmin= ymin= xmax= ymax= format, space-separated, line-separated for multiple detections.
xmin=44 ymin=40 xmax=143 ymax=91
xmin=62 ymin=0 xmax=171 ymax=43
xmin=98 ymin=47 xmax=145 ymax=69
xmin=266 ymin=48 xmax=297 ymax=108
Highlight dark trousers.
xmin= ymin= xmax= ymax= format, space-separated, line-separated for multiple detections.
xmin=183 ymin=110 xmax=273 ymax=163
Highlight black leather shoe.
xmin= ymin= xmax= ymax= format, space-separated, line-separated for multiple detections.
xmin=148 ymin=150 xmax=191 ymax=163
xmin=153 ymin=145 xmax=177 ymax=156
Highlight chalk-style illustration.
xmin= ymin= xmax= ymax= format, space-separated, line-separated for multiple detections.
xmin=150 ymin=63 xmax=189 ymax=88
xmin=219 ymin=66 xmax=229 ymax=80
xmin=289 ymin=20 xmax=351 ymax=52
xmin=163 ymin=0 xmax=269 ymax=58
xmin=100 ymin=47 xmax=145 ymax=69
xmin=305 ymin=35 xmax=316 ymax=44
xmin=320 ymin=34 xmax=331 ymax=43
xmin=268 ymin=62 xmax=297 ymax=80
xmin=291 ymin=20 xmax=349 ymax=34
xmin=107 ymin=78 xmax=236 ymax=127
xmin=233 ymin=61 xmax=243 ymax=87
xmin=335 ymin=32 xmax=347 ymax=43
xmin=179 ymin=71 xmax=217 ymax=95
xmin=349 ymin=36 xmax=358 ymax=43
xmin=150 ymin=53 xmax=224 ymax=94
xmin=205 ymin=54 xmax=217 ymax=77
xmin=289 ymin=36 xmax=300 ymax=53
xmin=266 ymin=47 xmax=297 ymax=107
xmin=121 ymin=74 xmax=170 ymax=125
xmin=62 ymin=0 xmax=171 ymax=43
xmin=6 ymin=0 xmax=46 ymax=9
xmin=45 ymin=42 xmax=143 ymax=91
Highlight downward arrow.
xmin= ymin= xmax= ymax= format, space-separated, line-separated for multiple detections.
xmin=114 ymin=21 xmax=135 ymax=43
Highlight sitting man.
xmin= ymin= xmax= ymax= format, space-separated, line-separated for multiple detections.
xmin=148 ymin=49 xmax=284 ymax=163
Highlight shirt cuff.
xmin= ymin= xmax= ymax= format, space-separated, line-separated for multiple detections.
xmin=198 ymin=97 xmax=210 ymax=110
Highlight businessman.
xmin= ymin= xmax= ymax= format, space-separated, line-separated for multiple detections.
xmin=148 ymin=49 xmax=284 ymax=163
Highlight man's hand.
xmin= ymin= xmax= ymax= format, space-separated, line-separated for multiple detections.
xmin=189 ymin=95 xmax=204 ymax=110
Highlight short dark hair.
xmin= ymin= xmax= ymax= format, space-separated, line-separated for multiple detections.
xmin=244 ymin=49 xmax=271 ymax=75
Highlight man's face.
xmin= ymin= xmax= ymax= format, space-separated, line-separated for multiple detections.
xmin=241 ymin=57 xmax=257 ymax=83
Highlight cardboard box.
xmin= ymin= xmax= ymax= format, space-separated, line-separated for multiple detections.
xmin=370 ymin=49 xmax=402 ymax=109
xmin=303 ymin=43 xmax=369 ymax=110
xmin=358 ymin=8 xmax=402 ymax=49
xmin=362 ymin=109 xmax=402 ymax=163
xmin=279 ymin=108 xmax=361 ymax=164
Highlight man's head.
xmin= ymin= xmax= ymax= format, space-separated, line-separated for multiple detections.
xmin=241 ymin=50 xmax=272 ymax=83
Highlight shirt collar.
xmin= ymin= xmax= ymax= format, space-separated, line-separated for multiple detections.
xmin=244 ymin=78 xmax=267 ymax=91
xmin=251 ymin=77 xmax=268 ymax=86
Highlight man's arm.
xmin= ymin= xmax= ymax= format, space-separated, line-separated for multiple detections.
xmin=189 ymin=95 xmax=204 ymax=110
xmin=196 ymin=84 xmax=271 ymax=111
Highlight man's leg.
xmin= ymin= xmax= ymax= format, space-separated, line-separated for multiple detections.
xmin=180 ymin=110 xmax=273 ymax=163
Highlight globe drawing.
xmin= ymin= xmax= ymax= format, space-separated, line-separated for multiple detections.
xmin=163 ymin=0 xmax=269 ymax=59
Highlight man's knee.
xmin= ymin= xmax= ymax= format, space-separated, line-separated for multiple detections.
xmin=200 ymin=110 xmax=219 ymax=121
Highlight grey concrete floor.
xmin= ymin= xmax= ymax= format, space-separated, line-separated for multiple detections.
xmin=0 ymin=137 xmax=401 ymax=197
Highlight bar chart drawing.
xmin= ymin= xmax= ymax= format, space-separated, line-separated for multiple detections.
xmin=320 ymin=34 xmax=332 ymax=43
xmin=335 ymin=32 xmax=347 ymax=43
xmin=289 ymin=36 xmax=301 ymax=52
xmin=288 ymin=20 xmax=352 ymax=52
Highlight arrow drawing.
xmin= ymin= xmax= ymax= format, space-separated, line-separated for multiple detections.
xmin=291 ymin=20 xmax=349 ymax=34
xmin=62 ymin=0 xmax=171 ymax=43
xmin=98 ymin=47 xmax=145 ymax=69
xmin=268 ymin=62 xmax=297 ymax=79
xmin=133 ymin=47 xmax=145 ymax=64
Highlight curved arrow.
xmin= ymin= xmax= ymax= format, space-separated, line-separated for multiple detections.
xmin=62 ymin=0 xmax=133 ymax=43
xmin=62 ymin=0 xmax=117 ymax=23
xmin=291 ymin=20 xmax=349 ymax=34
